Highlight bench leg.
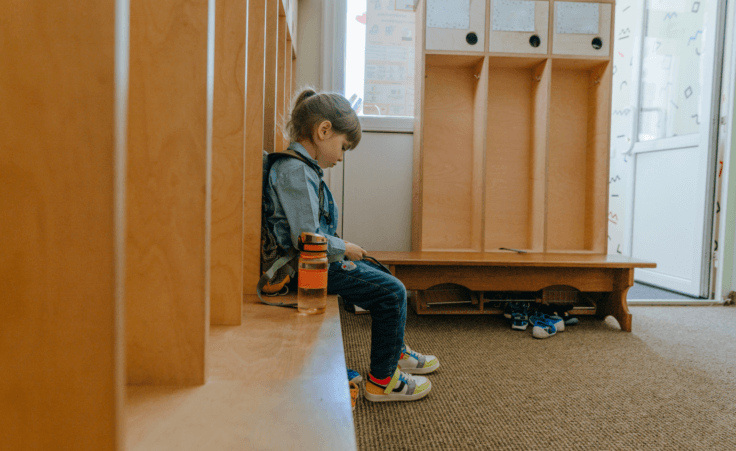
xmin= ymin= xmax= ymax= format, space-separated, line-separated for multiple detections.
xmin=597 ymin=268 xmax=634 ymax=332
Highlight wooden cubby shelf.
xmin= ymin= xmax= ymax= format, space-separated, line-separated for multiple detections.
xmin=408 ymin=0 xmax=655 ymax=329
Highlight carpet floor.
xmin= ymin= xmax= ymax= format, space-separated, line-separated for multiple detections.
xmin=340 ymin=303 xmax=736 ymax=450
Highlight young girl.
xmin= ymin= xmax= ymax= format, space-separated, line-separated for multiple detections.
xmin=264 ymin=88 xmax=440 ymax=402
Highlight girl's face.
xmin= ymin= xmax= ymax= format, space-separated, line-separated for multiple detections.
xmin=314 ymin=121 xmax=350 ymax=169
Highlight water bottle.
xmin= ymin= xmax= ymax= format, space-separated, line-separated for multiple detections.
xmin=297 ymin=232 xmax=328 ymax=314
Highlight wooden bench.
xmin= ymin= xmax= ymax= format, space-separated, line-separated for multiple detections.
xmin=369 ymin=252 xmax=656 ymax=332
xmin=126 ymin=295 xmax=357 ymax=451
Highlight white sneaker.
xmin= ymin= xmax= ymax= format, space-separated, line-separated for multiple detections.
xmin=397 ymin=344 xmax=440 ymax=374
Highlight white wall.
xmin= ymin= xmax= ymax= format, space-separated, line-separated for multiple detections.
xmin=295 ymin=0 xmax=322 ymax=90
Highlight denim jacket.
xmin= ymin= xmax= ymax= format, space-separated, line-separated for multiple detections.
xmin=264 ymin=142 xmax=346 ymax=263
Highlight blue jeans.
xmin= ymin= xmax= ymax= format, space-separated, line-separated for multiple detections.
xmin=327 ymin=259 xmax=406 ymax=379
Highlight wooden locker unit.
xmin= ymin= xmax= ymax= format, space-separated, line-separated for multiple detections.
xmin=394 ymin=0 xmax=656 ymax=328
xmin=416 ymin=0 xmax=614 ymax=254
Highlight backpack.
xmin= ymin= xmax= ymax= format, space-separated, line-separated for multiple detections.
xmin=257 ymin=148 xmax=328 ymax=307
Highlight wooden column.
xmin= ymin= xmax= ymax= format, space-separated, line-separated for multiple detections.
xmin=210 ymin=0 xmax=247 ymax=325
xmin=243 ymin=0 xmax=268 ymax=301
xmin=276 ymin=13 xmax=287 ymax=152
xmin=0 ymin=1 xmax=125 ymax=449
xmin=262 ymin=0 xmax=279 ymax=153
xmin=126 ymin=0 xmax=212 ymax=385
xmin=285 ymin=43 xmax=293 ymax=125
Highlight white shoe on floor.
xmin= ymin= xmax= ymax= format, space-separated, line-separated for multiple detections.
xmin=397 ymin=344 xmax=440 ymax=374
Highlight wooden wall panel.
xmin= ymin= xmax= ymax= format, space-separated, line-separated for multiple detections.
xmin=485 ymin=66 xmax=535 ymax=250
xmin=0 ymin=1 xmax=124 ymax=449
xmin=548 ymin=67 xmax=589 ymax=251
xmin=586 ymin=62 xmax=612 ymax=253
xmin=285 ymin=44 xmax=293 ymax=126
xmin=211 ymin=0 xmax=247 ymax=325
xmin=262 ymin=0 xmax=279 ymax=153
xmin=421 ymin=56 xmax=485 ymax=251
xmin=243 ymin=0 xmax=267 ymax=300
xmin=126 ymin=0 xmax=211 ymax=385
xmin=276 ymin=15 xmax=287 ymax=152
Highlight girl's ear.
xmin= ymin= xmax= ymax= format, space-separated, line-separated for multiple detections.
xmin=317 ymin=120 xmax=333 ymax=140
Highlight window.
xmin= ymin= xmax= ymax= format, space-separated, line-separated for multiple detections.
xmin=344 ymin=0 xmax=417 ymax=117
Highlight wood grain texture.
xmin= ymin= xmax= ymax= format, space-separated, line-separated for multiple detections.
xmin=547 ymin=66 xmax=589 ymax=251
xmin=586 ymin=62 xmax=612 ymax=253
xmin=531 ymin=60 xmax=550 ymax=252
xmin=472 ymin=57 xmax=489 ymax=251
xmin=126 ymin=0 xmax=211 ymax=385
xmin=285 ymin=44 xmax=293 ymax=134
xmin=211 ymin=0 xmax=246 ymax=326
xmin=126 ymin=297 xmax=357 ymax=451
xmin=262 ymin=0 xmax=278 ymax=153
xmin=243 ymin=0 xmax=267 ymax=299
xmin=422 ymin=56 xmax=485 ymax=250
xmin=485 ymin=65 xmax=535 ymax=250
xmin=395 ymin=265 xmax=616 ymax=292
xmin=412 ymin=0 xmax=426 ymax=251
xmin=0 ymin=1 xmax=123 ymax=448
xmin=367 ymin=251 xmax=657 ymax=268
xmin=276 ymin=14 xmax=287 ymax=152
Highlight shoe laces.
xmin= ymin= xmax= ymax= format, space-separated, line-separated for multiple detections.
xmin=403 ymin=345 xmax=422 ymax=360
xmin=397 ymin=370 xmax=415 ymax=385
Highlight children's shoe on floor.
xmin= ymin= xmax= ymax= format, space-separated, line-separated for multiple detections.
xmin=398 ymin=344 xmax=440 ymax=374
xmin=349 ymin=381 xmax=360 ymax=411
xmin=364 ymin=368 xmax=431 ymax=402
xmin=347 ymin=368 xmax=362 ymax=384
xmin=529 ymin=310 xmax=564 ymax=332
xmin=532 ymin=319 xmax=557 ymax=339
xmin=561 ymin=311 xmax=579 ymax=326
xmin=511 ymin=302 xmax=530 ymax=331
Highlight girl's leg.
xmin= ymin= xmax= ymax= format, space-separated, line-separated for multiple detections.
xmin=327 ymin=259 xmax=406 ymax=379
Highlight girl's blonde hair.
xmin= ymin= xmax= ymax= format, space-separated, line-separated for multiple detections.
xmin=285 ymin=88 xmax=362 ymax=150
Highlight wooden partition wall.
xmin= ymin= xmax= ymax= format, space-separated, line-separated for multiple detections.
xmin=1 ymin=1 xmax=125 ymax=449
xmin=126 ymin=0 xmax=212 ymax=386
xmin=2 ymin=0 xmax=298 ymax=448
xmin=244 ymin=0 xmax=298 ymax=301
xmin=414 ymin=0 xmax=614 ymax=255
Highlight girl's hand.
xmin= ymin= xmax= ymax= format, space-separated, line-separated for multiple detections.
xmin=344 ymin=242 xmax=367 ymax=261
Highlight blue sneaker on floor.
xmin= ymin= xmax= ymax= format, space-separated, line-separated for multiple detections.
xmin=532 ymin=319 xmax=557 ymax=339
xmin=529 ymin=310 xmax=564 ymax=332
xmin=347 ymin=368 xmax=362 ymax=384
xmin=508 ymin=302 xmax=530 ymax=331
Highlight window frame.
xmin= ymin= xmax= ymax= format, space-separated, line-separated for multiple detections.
xmin=323 ymin=0 xmax=416 ymax=133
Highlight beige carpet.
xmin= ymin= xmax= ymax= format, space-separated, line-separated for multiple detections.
xmin=340 ymin=303 xmax=736 ymax=450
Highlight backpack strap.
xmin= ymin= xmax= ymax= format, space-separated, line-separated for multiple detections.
xmin=259 ymin=148 xmax=329 ymax=308
xmin=256 ymin=247 xmax=299 ymax=308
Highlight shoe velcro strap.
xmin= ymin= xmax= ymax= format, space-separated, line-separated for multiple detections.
xmin=384 ymin=368 xmax=402 ymax=394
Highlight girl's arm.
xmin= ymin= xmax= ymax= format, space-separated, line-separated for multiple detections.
xmin=272 ymin=163 xmax=346 ymax=262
